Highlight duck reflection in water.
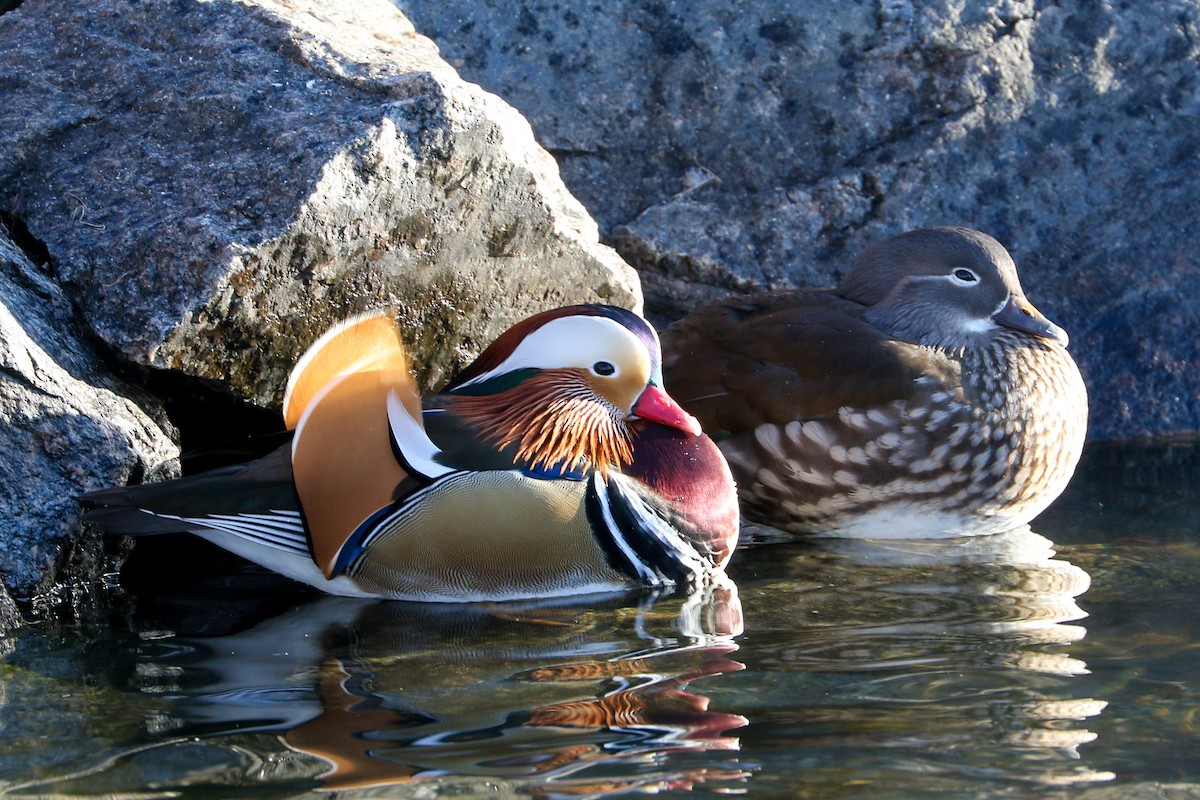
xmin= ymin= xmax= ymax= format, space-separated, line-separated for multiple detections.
xmin=133 ymin=578 xmax=749 ymax=794
xmin=734 ymin=525 xmax=1114 ymax=787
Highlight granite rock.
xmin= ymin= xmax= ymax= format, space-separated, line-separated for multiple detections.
xmin=0 ymin=0 xmax=639 ymax=405
xmin=0 ymin=231 xmax=178 ymax=603
xmin=400 ymin=0 xmax=1200 ymax=440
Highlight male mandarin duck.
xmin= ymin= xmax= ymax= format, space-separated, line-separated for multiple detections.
xmin=84 ymin=305 xmax=739 ymax=600
xmin=660 ymin=227 xmax=1088 ymax=538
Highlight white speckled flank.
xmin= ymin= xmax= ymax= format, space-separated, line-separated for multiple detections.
xmin=721 ymin=332 xmax=1087 ymax=539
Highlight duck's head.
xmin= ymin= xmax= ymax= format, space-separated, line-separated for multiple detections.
xmin=837 ymin=226 xmax=1069 ymax=351
xmin=444 ymin=305 xmax=701 ymax=476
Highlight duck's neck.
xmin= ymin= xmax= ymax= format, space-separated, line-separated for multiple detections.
xmin=957 ymin=332 xmax=1080 ymax=413
xmin=957 ymin=331 xmax=1089 ymax=515
xmin=618 ymin=424 xmax=739 ymax=570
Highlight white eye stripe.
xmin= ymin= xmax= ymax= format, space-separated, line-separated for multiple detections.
xmin=457 ymin=316 xmax=648 ymax=388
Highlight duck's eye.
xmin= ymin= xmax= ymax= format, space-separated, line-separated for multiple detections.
xmin=592 ymin=360 xmax=617 ymax=377
xmin=952 ymin=268 xmax=979 ymax=284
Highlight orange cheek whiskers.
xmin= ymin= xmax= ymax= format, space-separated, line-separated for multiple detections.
xmin=450 ymin=374 xmax=634 ymax=476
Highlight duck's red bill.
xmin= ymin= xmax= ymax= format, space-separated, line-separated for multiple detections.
xmin=632 ymin=385 xmax=703 ymax=436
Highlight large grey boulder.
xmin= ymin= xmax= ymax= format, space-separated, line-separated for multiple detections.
xmin=0 ymin=232 xmax=178 ymax=606
xmin=0 ymin=0 xmax=641 ymax=607
xmin=400 ymin=0 xmax=1200 ymax=441
xmin=0 ymin=0 xmax=639 ymax=406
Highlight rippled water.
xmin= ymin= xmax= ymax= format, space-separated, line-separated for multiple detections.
xmin=2 ymin=439 xmax=1198 ymax=798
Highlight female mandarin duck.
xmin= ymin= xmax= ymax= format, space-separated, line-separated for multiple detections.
xmin=660 ymin=227 xmax=1088 ymax=538
xmin=85 ymin=305 xmax=739 ymax=600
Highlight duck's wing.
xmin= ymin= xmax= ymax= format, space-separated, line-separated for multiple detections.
xmin=661 ymin=289 xmax=962 ymax=435
xmin=283 ymin=312 xmax=411 ymax=430
xmin=288 ymin=313 xmax=449 ymax=579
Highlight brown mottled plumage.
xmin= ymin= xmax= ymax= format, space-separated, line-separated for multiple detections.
xmin=662 ymin=227 xmax=1088 ymax=538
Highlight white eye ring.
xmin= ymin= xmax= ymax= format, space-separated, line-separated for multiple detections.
xmin=951 ymin=268 xmax=979 ymax=285
xmin=592 ymin=360 xmax=617 ymax=377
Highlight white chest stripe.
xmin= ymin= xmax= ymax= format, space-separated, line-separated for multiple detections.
xmin=590 ymin=474 xmax=662 ymax=586
xmin=592 ymin=473 xmax=710 ymax=587
xmin=387 ymin=388 xmax=454 ymax=479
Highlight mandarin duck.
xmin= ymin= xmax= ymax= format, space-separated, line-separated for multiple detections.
xmin=660 ymin=227 xmax=1088 ymax=538
xmin=85 ymin=305 xmax=739 ymax=600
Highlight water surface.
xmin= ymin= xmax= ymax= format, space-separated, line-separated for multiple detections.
xmin=2 ymin=439 xmax=1198 ymax=798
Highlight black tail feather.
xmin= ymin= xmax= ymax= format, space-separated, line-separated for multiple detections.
xmin=81 ymin=445 xmax=299 ymax=536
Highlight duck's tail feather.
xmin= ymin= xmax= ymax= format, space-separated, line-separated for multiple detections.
xmin=81 ymin=445 xmax=300 ymax=537
xmin=81 ymin=449 xmax=375 ymax=594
